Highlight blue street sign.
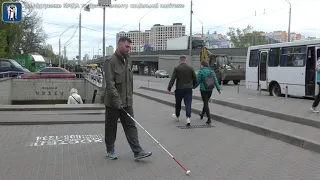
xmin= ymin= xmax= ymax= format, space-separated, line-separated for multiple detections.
xmin=2 ymin=2 xmax=22 ymax=23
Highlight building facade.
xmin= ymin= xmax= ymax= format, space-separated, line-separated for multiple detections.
xmin=106 ymin=45 xmax=114 ymax=56
xmin=116 ymin=30 xmax=150 ymax=52
xmin=262 ymin=31 xmax=305 ymax=42
xmin=150 ymin=23 xmax=186 ymax=51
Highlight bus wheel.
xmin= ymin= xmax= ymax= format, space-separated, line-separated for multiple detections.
xmin=233 ymin=80 xmax=240 ymax=85
xmin=270 ymin=83 xmax=281 ymax=97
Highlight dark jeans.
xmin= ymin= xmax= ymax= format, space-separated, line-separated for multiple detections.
xmin=312 ymin=85 xmax=320 ymax=108
xmin=175 ymin=88 xmax=192 ymax=118
xmin=200 ymin=90 xmax=213 ymax=121
xmin=105 ymin=106 xmax=143 ymax=154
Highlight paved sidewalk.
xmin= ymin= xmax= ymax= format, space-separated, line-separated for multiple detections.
xmin=1 ymin=96 xmax=320 ymax=180
xmin=138 ymin=83 xmax=320 ymax=127
xmin=134 ymin=89 xmax=320 ymax=154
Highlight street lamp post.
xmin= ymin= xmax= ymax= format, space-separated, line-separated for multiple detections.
xmin=189 ymin=0 xmax=193 ymax=56
xmin=79 ymin=0 xmax=91 ymax=65
xmin=138 ymin=9 xmax=155 ymax=55
xmin=102 ymin=5 xmax=106 ymax=63
xmin=59 ymin=24 xmax=76 ymax=67
xmin=285 ymin=0 xmax=291 ymax=42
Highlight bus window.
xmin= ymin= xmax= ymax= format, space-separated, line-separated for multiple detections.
xmin=268 ymin=48 xmax=280 ymax=67
xmin=280 ymin=46 xmax=306 ymax=67
xmin=249 ymin=50 xmax=259 ymax=67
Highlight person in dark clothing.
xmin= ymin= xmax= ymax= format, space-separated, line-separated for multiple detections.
xmin=75 ymin=65 xmax=84 ymax=78
xmin=310 ymin=49 xmax=320 ymax=113
xmin=104 ymin=36 xmax=152 ymax=160
xmin=167 ymin=55 xmax=197 ymax=126
xmin=194 ymin=60 xmax=221 ymax=125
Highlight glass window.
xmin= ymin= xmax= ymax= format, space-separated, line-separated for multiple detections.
xmin=268 ymin=48 xmax=280 ymax=67
xmin=280 ymin=46 xmax=306 ymax=67
xmin=249 ymin=50 xmax=259 ymax=67
xmin=0 ymin=60 xmax=11 ymax=68
xmin=10 ymin=60 xmax=23 ymax=68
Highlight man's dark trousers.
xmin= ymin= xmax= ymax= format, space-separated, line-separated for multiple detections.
xmin=312 ymin=85 xmax=320 ymax=108
xmin=105 ymin=106 xmax=143 ymax=154
xmin=174 ymin=88 xmax=192 ymax=118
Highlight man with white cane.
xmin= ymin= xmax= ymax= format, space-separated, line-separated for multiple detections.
xmin=104 ymin=36 xmax=152 ymax=160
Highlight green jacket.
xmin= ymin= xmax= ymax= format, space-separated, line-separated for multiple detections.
xmin=104 ymin=51 xmax=133 ymax=108
xmin=194 ymin=66 xmax=221 ymax=92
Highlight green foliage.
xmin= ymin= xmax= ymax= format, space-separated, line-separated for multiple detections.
xmin=0 ymin=0 xmax=57 ymax=59
xmin=227 ymin=25 xmax=268 ymax=48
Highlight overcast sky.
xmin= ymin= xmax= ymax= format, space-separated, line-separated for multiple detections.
xmin=29 ymin=0 xmax=320 ymax=59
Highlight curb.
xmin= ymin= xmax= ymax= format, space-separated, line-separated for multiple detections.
xmin=0 ymin=120 xmax=105 ymax=126
xmin=134 ymin=91 xmax=320 ymax=154
xmin=0 ymin=106 xmax=105 ymax=111
xmin=139 ymin=86 xmax=320 ymax=129
xmin=0 ymin=120 xmax=121 ymax=126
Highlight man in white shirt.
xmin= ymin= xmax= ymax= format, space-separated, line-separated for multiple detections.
xmin=67 ymin=88 xmax=83 ymax=104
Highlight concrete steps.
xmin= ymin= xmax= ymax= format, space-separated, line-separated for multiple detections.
xmin=134 ymin=88 xmax=320 ymax=154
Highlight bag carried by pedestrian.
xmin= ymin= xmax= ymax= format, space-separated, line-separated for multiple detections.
xmin=204 ymin=69 xmax=215 ymax=90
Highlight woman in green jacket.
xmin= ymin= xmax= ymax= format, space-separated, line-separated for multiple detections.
xmin=194 ymin=61 xmax=221 ymax=125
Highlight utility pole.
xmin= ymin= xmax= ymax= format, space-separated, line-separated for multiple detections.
xmin=288 ymin=3 xmax=291 ymax=42
xmin=103 ymin=6 xmax=106 ymax=62
xmin=138 ymin=22 xmax=141 ymax=55
xmin=189 ymin=0 xmax=193 ymax=56
xmin=64 ymin=46 xmax=66 ymax=68
xmin=285 ymin=0 xmax=291 ymax=42
xmin=78 ymin=1 xmax=91 ymax=65
xmin=201 ymin=25 xmax=203 ymax=39
xmin=58 ymin=39 xmax=61 ymax=67
xmin=78 ymin=12 xmax=81 ymax=65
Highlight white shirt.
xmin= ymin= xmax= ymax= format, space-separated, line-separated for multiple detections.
xmin=67 ymin=93 xmax=83 ymax=104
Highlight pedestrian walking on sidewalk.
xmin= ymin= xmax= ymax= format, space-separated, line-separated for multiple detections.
xmin=194 ymin=61 xmax=221 ymax=125
xmin=311 ymin=51 xmax=320 ymax=113
xmin=104 ymin=36 xmax=152 ymax=160
xmin=167 ymin=55 xmax=197 ymax=126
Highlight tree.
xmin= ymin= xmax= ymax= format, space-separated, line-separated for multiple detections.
xmin=0 ymin=0 xmax=48 ymax=57
xmin=227 ymin=25 xmax=268 ymax=48
xmin=0 ymin=0 xmax=23 ymax=57
xmin=0 ymin=0 xmax=59 ymax=61
xmin=12 ymin=1 xmax=47 ymax=54
xmin=306 ymin=37 xmax=317 ymax=40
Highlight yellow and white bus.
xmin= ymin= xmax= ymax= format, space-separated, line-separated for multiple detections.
xmin=246 ymin=39 xmax=320 ymax=97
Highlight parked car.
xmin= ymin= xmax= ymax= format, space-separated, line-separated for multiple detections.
xmin=0 ymin=58 xmax=30 ymax=78
xmin=155 ymin=70 xmax=169 ymax=78
xmin=20 ymin=67 xmax=76 ymax=78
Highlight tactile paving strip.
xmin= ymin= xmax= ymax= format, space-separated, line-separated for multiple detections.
xmin=177 ymin=124 xmax=215 ymax=129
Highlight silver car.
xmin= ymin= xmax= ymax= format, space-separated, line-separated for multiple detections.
xmin=155 ymin=70 xmax=169 ymax=78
